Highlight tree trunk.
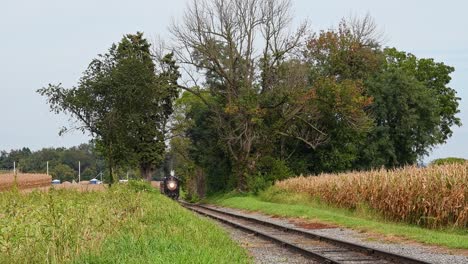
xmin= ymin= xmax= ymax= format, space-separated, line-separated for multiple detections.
xmin=235 ymin=158 xmax=249 ymax=192
xmin=140 ymin=164 xmax=153 ymax=181
xmin=195 ymin=168 xmax=206 ymax=198
xmin=235 ymin=153 xmax=259 ymax=192
xmin=108 ymin=144 xmax=115 ymax=187
xmin=236 ymin=171 xmax=247 ymax=192
xmin=186 ymin=167 xmax=206 ymax=200
xmin=108 ymin=162 xmax=114 ymax=187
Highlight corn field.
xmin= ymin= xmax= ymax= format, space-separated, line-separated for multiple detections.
xmin=276 ymin=163 xmax=468 ymax=228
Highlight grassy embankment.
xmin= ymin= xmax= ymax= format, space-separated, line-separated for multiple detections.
xmin=0 ymin=181 xmax=250 ymax=264
xmin=207 ymin=163 xmax=468 ymax=249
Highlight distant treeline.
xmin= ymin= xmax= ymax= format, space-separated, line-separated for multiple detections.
xmin=0 ymin=144 xmax=106 ymax=182
xmin=0 ymin=143 xmax=173 ymax=182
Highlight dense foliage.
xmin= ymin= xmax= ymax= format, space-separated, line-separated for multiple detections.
xmin=38 ymin=32 xmax=179 ymax=183
xmin=169 ymin=1 xmax=461 ymax=195
xmin=431 ymin=157 xmax=466 ymax=166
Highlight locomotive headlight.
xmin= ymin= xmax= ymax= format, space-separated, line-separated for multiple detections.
xmin=167 ymin=180 xmax=177 ymax=191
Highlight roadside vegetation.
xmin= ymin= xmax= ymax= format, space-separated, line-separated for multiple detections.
xmin=0 ymin=182 xmax=250 ymax=264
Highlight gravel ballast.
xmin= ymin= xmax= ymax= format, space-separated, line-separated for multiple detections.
xmin=216 ymin=221 xmax=318 ymax=264
xmin=206 ymin=204 xmax=468 ymax=264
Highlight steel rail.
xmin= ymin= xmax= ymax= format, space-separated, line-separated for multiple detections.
xmin=182 ymin=202 xmax=339 ymax=263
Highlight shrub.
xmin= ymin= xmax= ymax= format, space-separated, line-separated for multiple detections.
xmin=127 ymin=180 xmax=156 ymax=193
xmin=431 ymin=157 xmax=466 ymax=166
xmin=247 ymin=157 xmax=294 ymax=194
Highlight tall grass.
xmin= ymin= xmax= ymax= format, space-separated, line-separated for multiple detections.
xmin=0 ymin=183 xmax=250 ymax=263
xmin=276 ymin=163 xmax=468 ymax=228
xmin=0 ymin=187 xmax=143 ymax=263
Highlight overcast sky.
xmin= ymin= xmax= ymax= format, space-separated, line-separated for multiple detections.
xmin=1 ymin=0 xmax=466 ymax=162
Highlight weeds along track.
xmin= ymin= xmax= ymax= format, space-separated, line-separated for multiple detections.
xmin=181 ymin=202 xmax=429 ymax=264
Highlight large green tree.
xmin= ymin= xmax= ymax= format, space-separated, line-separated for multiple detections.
xmin=383 ymin=48 xmax=461 ymax=142
xmin=284 ymin=16 xmax=379 ymax=174
xmin=38 ymin=32 xmax=179 ymax=183
xmin=356 ymin=48 xmax=461 ymax=167
xmin=171 ymin=0 xmax=372 ymax=191
xmin=360 ymin=68 xmax=440 ymax=167
xmin=300 ymin=17 xmax=461 ymax=170
xmin=108 ymin=34 xmax=180 ymax=179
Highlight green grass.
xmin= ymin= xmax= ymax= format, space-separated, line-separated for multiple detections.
xmin=206 ymin=188 xmax=468 ymax=249
xmin=0 ymin=181 xmax=250 ymax=264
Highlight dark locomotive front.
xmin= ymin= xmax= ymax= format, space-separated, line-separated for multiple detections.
xmin=160 ymin=171 xmax=180 ymax=200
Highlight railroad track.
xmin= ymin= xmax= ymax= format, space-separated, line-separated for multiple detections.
xmin=180 ymin=202 xmax=430 ymax=264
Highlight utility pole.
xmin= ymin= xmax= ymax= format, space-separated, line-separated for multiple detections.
xmin=78 ymin=161 xmax=81 ymax=183
xmin=13 ymin=161 xmax=17 ymax=185
xmin=46 ymin=161 xmax=49 ymax=176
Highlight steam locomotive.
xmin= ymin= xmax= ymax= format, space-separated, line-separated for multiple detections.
xmin=160 ymin=171 xmax=180 ymax=200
